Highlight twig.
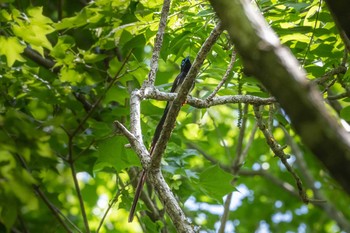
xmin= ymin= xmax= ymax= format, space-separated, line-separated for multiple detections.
xmin=219 ymin=104 xmax=249 ymax=233
xmin=240 ymin=123 xmax=258 ymax=159
xmin=208 ymin=111 xmax=231 ymax=157
xmin=23 ymin=47 xmax=58 ymax=72
xmin=141 ymin=0 xmax=171 ymax=90
xmin=14 ymin=153 xmax=75 ymax=233
xmin=312 ymin=66 xmax=347 ymax=85
xmin=232 ymin=103 xmax=249 ymax=172
xmin=96 ymin=176 xmax=122 ymax=233
xmin=144 ymin=90 xmax=276 ymax=108
xmin=239 ymin=169 xmax=298 ymax=197
xmin=253 ymin=105 xmax=309 ymax=204
xmin=187 ymin=143 xmax=300 ymax=198
xmin=67 ymin=138 xmax=90 ymax=233
xmin=218 ymin=193 xmax=232 ymax=233
xmin=327 ymin=91 xmax=350 ymax=100
xmin=206 ymin=50 xmax=237 ymax=101
xmin=268 ymin=104 xmax=274 ymax=132
xmin=70 ymin=50 xmax=133 ymax=139
xmin=301 ymin=0 xmax=322 ymax=67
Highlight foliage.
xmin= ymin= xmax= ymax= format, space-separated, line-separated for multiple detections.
xmin=0 ymin=0 xmax=349 ymax=232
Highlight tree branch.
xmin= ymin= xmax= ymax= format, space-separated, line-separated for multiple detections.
xmin=145 ymin=90 xmax=276 ymax=107
xmin=150 ymin=22 xmax=224 ymax=168
xmin=219 ymin=104 xmax=249 ymax=233
xmin=70 ymin=50 xmax=132 ymax=139
xmin=187 ymin=143 xmax=300 ymax=198
xmin=148 ymin=170 xmax=194 ymax=233
xmin=23 ymin=47 xmax=58 ymax=72
xmin=206 ymin=50 xmax=237 ymax=101
xmin=14 ymin=153 xmax=77 ymax=233
xmin=253 ymin=105 xmax=309 ymax=203
xmin=114 ymin=121 xmax=151 ymax=168
xmin=209 ymin=0 xmax=350 ymax=195
xmin=67 ymin=136 xmax=90 ymax=233
xmin=141 ymin=0 xmax=171 ymax=90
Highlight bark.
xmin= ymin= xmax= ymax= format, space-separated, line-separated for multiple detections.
xmin=209 ymin=0 xmax=350 ymax=195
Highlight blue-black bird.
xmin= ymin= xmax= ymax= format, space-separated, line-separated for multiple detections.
xmin=128 ymin=57 xmax=192 ymax=222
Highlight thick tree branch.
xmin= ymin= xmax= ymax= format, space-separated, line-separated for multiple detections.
xmin=149 ymin=170 xmax=194 ymax=233
xmin=23 ymin=47 xmax=58 ymax=72
xmin=209 ymin=0 xmax=350 ymax=195
xmin=324 ymin=1 xmax=350 ymax=50
xmin=150 ymin=22 xmax=224 ymax=168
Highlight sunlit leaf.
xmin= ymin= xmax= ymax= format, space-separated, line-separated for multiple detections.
xmin=0 ymin=36 xmax=26 ymax=66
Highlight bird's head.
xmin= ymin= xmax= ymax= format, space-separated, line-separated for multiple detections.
xmin=181 ymin=56 xmax=191 ymax=73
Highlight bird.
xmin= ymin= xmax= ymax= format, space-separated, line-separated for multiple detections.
xmin=128 ymin=56 xmax=192 ymax=222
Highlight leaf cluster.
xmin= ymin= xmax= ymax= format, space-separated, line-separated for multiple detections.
xmin=0 ymin=0 xmax=349 ymax=232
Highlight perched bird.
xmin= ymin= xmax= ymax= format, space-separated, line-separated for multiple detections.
xmin=128 ymin=57 xmax=192 ymax=222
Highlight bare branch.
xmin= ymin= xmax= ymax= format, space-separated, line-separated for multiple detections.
xmin=145 ymin=89 xmax=275 ymax=107
xmin=70 ymin=50 xmax=132 ymax=139
xmin=187 ymin=143 xmax=300 ymax=198
xmin=14 ymin=153 xmax=77 ymax=233
xmin=67 ymin=140 xmax=90 ymax=233
xmin=253 ymin=105 xmax=309 ymax=204
xmin=219 ymin=104 xmax=248 ymax=233
xmin=327 ymin=91 xmax=350 ymax=100
xmin=141 ymin=0 xmax=171 ymax=90
xmin=238 ymin=169 xmax=299 ymax=198
xmin=207 ymin=50 xmax=237 ymax=101
xmin=23 ymin=47 xmax=58 ymax=72
xmin=130 ymin=90 xmax=144 ymax=144
xmin=313 ymin=66 xmax=347 ymax=85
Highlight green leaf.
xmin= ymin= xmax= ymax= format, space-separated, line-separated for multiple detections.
xmin=103 ymin=86 xmax=129 ymax=105
xmin=340 ymin=106 xmax=350 ymax=121
xmin=0 ymin=198 xmax=18 ymax=232
xmin=27 ymin=7 xmax=53 ymax=25
xmin=0 ymin=9 xmax=11 ymax=21
xmin=55 ymin=7 xmax=103 ymax=30
xmin=59 ymin=67 xmax=84 ymax=84
xmin=199 ymin=164 xmax=235 ymax=202
xmin=11 ymin=7 xmax=54 ymax=55
xmin=0 ymin=36 xmax=26 ymax=66
xmin=51 ymin=35 xmax=75 ymax=60
xmin=94 ymin=136 xmax=140 ymax=173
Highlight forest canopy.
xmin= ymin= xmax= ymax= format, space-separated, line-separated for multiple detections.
xmin=0 ymin=0 xmax=350 ymax=232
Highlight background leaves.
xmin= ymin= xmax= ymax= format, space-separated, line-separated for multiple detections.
xmin=0 ymin=0 xmax=349 ymax=232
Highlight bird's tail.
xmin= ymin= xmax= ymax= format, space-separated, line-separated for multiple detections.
xmin=128 ymin=170 xmax=147 ymax=222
